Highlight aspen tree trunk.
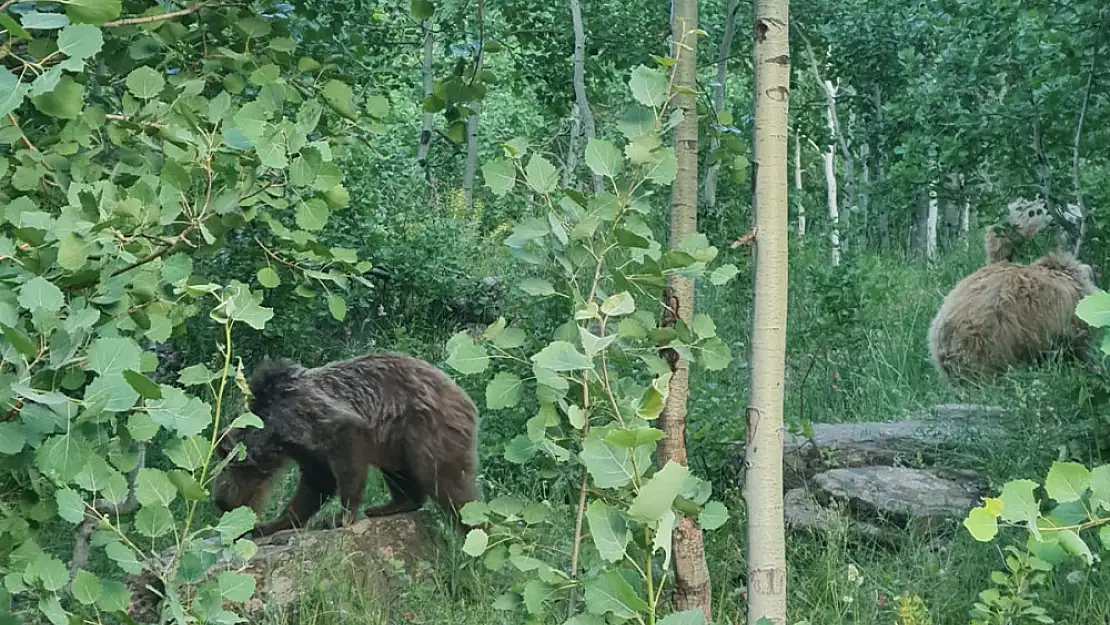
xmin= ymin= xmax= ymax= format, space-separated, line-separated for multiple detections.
xmin=959 ymin=174 xmax=970 ymax=247
xmin=794 ymin=129 xmax=805 ymax=237
xmin=568 ymin=0 xmax=602 ymax=192
xmin=658 ymin=0 xmax=712 ymax=618
xmin=416 ymin=21 xmax=436 ymax=174
xmin=747 ymin=0 xmax=790 ymax=622
xmin=822 ymin=144 xmax=840 ymax=266
xmin=462 ymin=0 xmax=485 ymax=209
xmin=926 ymin=184 xmax=938 ymax=261
xmin=703 ymin=0 xmax=740 ymax=210
xmin=463 ymin=110 xmax=480 ymax=209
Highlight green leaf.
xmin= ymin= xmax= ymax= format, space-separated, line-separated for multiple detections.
xmin=963 ymin=506 xmax=999 ymax=542
xmin=524 ymin=154 xmax=559 ymax=194
xmin=698 ymin=501 xmax=729 ymax=530
xmin=628 ymin=461 xmax=689 ymax=522
xmin=230 ymin=412 xmax=264 ymax=429
xmin=531 ymin=341 xmax=592 ymax=371
xmin=710 ymin=263 xmax=740 ymax=286
xmin=1044 ymin=461 xmax=1090 ymax=503
xmin=296 ymin=199 xmax=329 ymax=231
xmin=321 ymin=79 xmax=358 ymax=120
xmin=125 ymin=66 xmax=164 ymax=99
xmin=579 ymin=326 xmax=616 ymax=357
xmin=690 ymin=314 xmax=717 ymax=340
xmin=482 ymin=158 xmax=517 ymax=197
xmin=492 ymin=327 xmax=527 ymax=350
xmin=31 ymin=73 xmax=83 ymax=119
xmin=126 ymin=412 xmax=160 ymax=441
xmin=485 ymin=372 xmax=522 ymax=410
xmin=585 ymin=139 xmax=624 ymax=179
xmin=87 ymin=337 xmax=142 ymax=376
xmin=216 ymin=507 xmax=258 ymax=542
xmin=123 ymin=369 xmax=162 ymax=400
xmin=659 ymin=609 xmax=707 ymax=625
xmin=57 ymin=233 xmax=90 ymax=270
xmin=135 ymin=505 xmax=174 ymax=538
xmin=56 ymin=23 xmax=103 ymax=61
xmin=21 ymin=12 xmax=70 ymax=30
xmin=1 ymin=323 xmax=38 ymax=360
xmin=178 ymin=364 xmax=217 ymax=387
xmin=580 ymin=437 xmax=637 ymax=489
xmin=629 ymin=65 xmax=669 ymax=107
xmin=520 ymin=278 xmax=556 ymax=296
xmin=218 ymin=571 xmax=257 ymax=603
xmin=148 ymin=387 xmax=212 ymax=437
xmin=504 ymin=435 xmax=538 ymax=464
xmin=1090 ymin=464 xmax=1110 ymax=512
xmin=327 ymin=294 xmax=347 ymax=322
xmin=1076 ymin=290 xmax=1110 ymax=328
xmin=135 ymin=467 xmax=178 ymax=507
xmin=586 ymin=500 xmax=629 ymax=563
xmin=105 ymin=542 xmax=142 ymax=575
xmin=998 ymin=479 xmax=1040 ymax=528
xmin=216 ymin=282 xmax=274 ymax=331
xmin=96 ymin=580 xmax=129 ymax=614
xmin=164 ymin=436 xmax=208 ymax=471
xmin=600 ymin=291 xmax=635 ymax=316
xmin=605 ymin=427 xmax=663 ymax=448
xmin=0 ymin=68 xmax=30 ymax=119
xmin=584 ymin=569 xmax=650 ymax=618
xmin=18 ymin=276 xmax=65 ymax=313
xmin=71 ymin=569 xmax=102 ymax=606
xmin=699 ymin=337 xmax=733 ymax=371
xmin=644 ymin=147 xmax=678 ymax=185
xmin=366 ymin=94 xmax=390 ymax=118
xmin=462 ymin=529 xmax=489 ymax=557
xmin=445 ymin=332 xmax=490 ymax=374
xmin=38 ymin=596 xmax=68 ymax=625
xmin=64 ymin=0 xmax=122 ymax=24
xmin=1055 ymin=528 xmax=1095 ymax=566
xmin=34 ymin=555 xmax=69 ymax=592
xmin=54 ymin=488 xmax=85 ymax=523
xmin=167 ymin=470 xmax=207 ymax=501
xmin=411 ymin=0 xmax=435 ymax=20
xmin=257 ymin=267 xmax=281 ymax=288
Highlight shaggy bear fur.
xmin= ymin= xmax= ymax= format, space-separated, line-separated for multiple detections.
xmin=928 ymin=252 xmax=1097 ymax=382
xmin=211 ymin=352 xmax=480 ymax=537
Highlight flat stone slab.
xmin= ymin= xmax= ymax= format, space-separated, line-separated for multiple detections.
xmin=813 ymin=466 xmax=980 ymax=525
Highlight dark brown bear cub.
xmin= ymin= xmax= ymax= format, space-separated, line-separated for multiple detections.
xmin=212 ymin=352 xmax=480 ymax=537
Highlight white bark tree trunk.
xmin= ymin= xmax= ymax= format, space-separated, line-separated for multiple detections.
xmin=568 ymin=0 xmax=601 ymax=192
xmin=703 ymin=0 xmax=740 ymax=211
xmin=926 ymin=184 xmax=938 ymax=261
xmin=822 ymin=145 xmax=840 ymax=266
xmin=794 ymin=128 xmax=805 ymax=236
xmin=747 ymin=0 xmax=790 ymax=621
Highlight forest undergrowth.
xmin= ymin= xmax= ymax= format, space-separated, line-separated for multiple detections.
xmin=150 ymin=238 xmax=1110 ymax=625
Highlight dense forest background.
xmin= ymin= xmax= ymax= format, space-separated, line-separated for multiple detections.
xmin=2 ymin=0 xmax=1110 ymax=623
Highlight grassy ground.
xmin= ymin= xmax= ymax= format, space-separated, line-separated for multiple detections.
xmin=239 ymin=239 xmax=1110 ymax=625
xmin=26 ymin=236 xmax=1110 ymax=624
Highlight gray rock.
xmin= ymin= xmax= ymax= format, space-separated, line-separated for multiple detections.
xmin=813 ymin=466 xmax=980 ymax=528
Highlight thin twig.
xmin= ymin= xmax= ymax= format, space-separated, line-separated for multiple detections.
xmin=104 ymin=4 xmax=205 ymax=27
xmin=109 ymin=223 xmax=196 ymax=278
xmin=1070 ymin=13 xmax=1105 ymax=256
xmin=0 ymin=0 xmax=17 ymax=14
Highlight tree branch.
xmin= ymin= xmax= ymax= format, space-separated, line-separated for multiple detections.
xmin=105 ymin=4 xmax=205 ymax=28
xmin=1070 ymin=12 xmax=1105 ymax=256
